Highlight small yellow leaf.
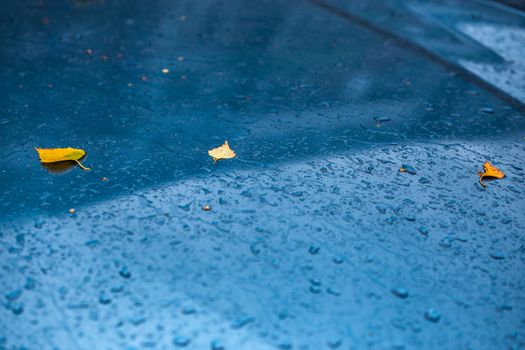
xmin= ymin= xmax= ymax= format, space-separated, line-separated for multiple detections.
xmin=478 ymin=161 xmax=505 ymax=187
xmin=35 ymin=147 xmax=90 ymax=171
xmin=208 ymin=141 xmax=236 ymax=162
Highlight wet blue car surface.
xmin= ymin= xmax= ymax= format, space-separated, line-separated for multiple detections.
xmin=1 ymin=0 xmax=524 ymax=349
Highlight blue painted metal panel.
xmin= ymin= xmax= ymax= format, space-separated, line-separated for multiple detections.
xmin=0 ymin=0 xmax=524 ymax=349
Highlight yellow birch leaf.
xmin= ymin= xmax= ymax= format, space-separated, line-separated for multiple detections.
xmin=208 ymin=141 xmax=236 ymax=162
xmin=478 ymin=161 xmax=504 ymax=187
xmin=35 ymin=147 xmax=90 ymax=171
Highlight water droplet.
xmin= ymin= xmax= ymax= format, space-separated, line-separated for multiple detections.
xmin=67 ymin=302 xmax=89 ymax=310
xmin=333 ymin=255 xmax=344 ymax=264
xmin=278 ymin=310 xmax=289 ymax=320
xmin=418 ymin=226 xmax=429 ymax=236
xmin=309 ymin=285 xmax=321 ymax=294
xmin=24 ymin=277 xmax=36 ymax=290
xmin=496 ymin=304 xmax=512 ymax=312
xmin=182 ymin=306 xmax=196 ymax=315
xmin=231 ymin=316 xmax=255 ymax=329
xmin=5 ymin=289 xmax=22 ymax=301
xmin=173 ymin=335 xmax=191 ymax=347
xmin=399 ymin=164 xmax=416 ymax=175
xmin=308 ymin=245 xmax=320 ymax=255
xmin=110 ymin=285 xmax=124 ymax=293
xmin=250 ymin=242 xmax=261 ymax=255
xmin=378 ymin=116 xmax=392 ymax=123
xmin=277 ymin=341 xmax=292 ymax=349
xmin=327 ymin=338 xmax=342 ymax=348
xmin=309 ymin=278 xmax=321 ymax=286
xmin=119 ymin=266 xmax=132 ymax=279
xmin=85 ymin=240 xmax=100 ymax=248
xmin=489 ymin=252 xmax=505 ymax=260
xmin=178 ymin=203 xmax=191 ymax=211
xmin=439 ymin=237 xmax=453 ymax=248
xmin=391 ymin=288 xmax=408 ymax=299
xmin=98 ymin=292 xmax=111 ymax=305
xmin=424 ymin=308 xmax=441 ymax=323
xmin=10 ymin=303 xmax=24 ymax=315
xmin=129 ymin=316 xmax=146 ymax=326
xmin=418 ymin=177 xmax=430 ymax=184
xmin=211 ymin=339 xmax=225 ymax=350
xmin=326 ymin=287 xmax=341 ymax=296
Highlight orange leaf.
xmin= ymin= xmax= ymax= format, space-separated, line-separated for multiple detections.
xmin=208 ymin=141 xmax=236 ymax=162
xmin=35 ymin=147 xmax=90 ymax=171
xmin=478 ymin=161 xmax=504 ymax=187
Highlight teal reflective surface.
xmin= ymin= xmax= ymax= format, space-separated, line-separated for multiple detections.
xmin=1 ymin=1 xmax=524 ymax=349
